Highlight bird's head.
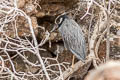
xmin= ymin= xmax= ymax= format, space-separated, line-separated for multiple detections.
xmin=50 ymin=14 xmax=68 ymax=32
xmin=56 ymin=14 xmax=68 ymax=27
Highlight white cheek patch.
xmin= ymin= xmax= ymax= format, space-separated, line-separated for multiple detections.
xmin=59 ymin=18 xmax=63 ymax=24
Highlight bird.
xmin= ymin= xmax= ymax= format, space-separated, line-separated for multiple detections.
xmin=52 ymin=14 xmax=86 ymax=64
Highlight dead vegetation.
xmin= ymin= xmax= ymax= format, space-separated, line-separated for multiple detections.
xmin=0 ymin=0 xmax=120 ymax=80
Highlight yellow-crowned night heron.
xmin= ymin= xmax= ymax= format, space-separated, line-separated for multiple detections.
xmin=53 ymin=14 xmax=86 ymax=63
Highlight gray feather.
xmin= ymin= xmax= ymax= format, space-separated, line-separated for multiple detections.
xmin=58 ymin=16 xmax=86 ymax=62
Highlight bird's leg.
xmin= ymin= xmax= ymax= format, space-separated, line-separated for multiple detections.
xmin=72 ymin=55 xmax=75 ymax=68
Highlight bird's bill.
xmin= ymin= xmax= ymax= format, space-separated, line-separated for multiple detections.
xmin=50 ymin=24 xmax=58 ymax=32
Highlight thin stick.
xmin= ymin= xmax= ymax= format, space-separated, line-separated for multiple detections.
xmin=17 ymin=9 xmax=50 ymax=80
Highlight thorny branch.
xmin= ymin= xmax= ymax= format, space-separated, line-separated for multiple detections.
xmin=0 ymin=0 xmax=69 ymax=79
